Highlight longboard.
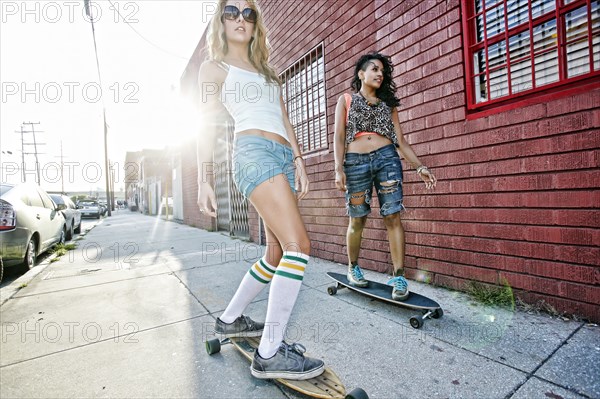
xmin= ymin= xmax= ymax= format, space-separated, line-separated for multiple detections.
xmin=327 ymin=272 xmax=443 ymax=329
xmin=205 ymin=336 xmax=368 ymax=399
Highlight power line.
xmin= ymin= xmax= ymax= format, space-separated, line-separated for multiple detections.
xmin=106 ymin=0 xmax=188 ymax=60
xmin=85 ymin=0 xmax=112 ymax=217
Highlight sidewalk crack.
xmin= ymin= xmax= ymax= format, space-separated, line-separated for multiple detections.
xmin=504 ymin=322 xmax=588 ymax=399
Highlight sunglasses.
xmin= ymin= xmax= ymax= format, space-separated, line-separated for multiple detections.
xmin=222 ymin=5 xmax=257 ymax=23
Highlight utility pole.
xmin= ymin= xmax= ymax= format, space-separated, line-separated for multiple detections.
xmin=103 ymin=115 xmax=111 ymax=216
xmin=23 ymin=122 xmax=41 ymax=183
xmin=19 ymin=122 xmax=45 ymax=184
xmin=53 ymin=140 xmax=66 ymax=193
xmin=20 ymin=126 xmax=25 ymax=182
xmin=165 ymin=174 xmax=169 ymax=221
xmin=60 ymin=141 xmax=64 ymax=193
xmin=109 ymin=160 xmax=116 ymax=211
xmin=85 ymin=0 xmax=111 ymax=217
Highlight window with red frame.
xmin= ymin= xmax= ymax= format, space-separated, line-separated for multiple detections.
xmin=462 ymin=0 xmax=600 ymax=110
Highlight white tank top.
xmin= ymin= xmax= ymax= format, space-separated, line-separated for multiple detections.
xmin=219 ymin=62 xmax=289 ymax=142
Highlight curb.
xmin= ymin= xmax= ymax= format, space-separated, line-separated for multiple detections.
xmin=0 ymin=221 xmax=102 ymax=307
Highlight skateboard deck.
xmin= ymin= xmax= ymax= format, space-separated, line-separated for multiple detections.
xmin=205 ymin=336 xmax=368 ymax=399
xmin=327 ymin=272 xmax=443 ymax=329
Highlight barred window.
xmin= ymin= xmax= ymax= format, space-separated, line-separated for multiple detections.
xmin=280 ymin=45 xmax=327 ymax=153
xmin=462 ymin=0 xmax=600 ymax=110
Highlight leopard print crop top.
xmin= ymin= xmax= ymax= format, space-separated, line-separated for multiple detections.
xmin=345 ymin=93 xmax=398 ymax=147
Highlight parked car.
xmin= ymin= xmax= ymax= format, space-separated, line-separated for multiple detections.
xmin=0 ymin=183 xmax=66 ymax=273
xmin=98 ymin=201 xmax=108 ymax=216
xmin=50 ymin=194 xmax=82 ymax=240
xmin=77 ymin=200 xmax=101 ymax=219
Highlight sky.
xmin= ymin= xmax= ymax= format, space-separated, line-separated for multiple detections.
xmin=1 ymin=0 xmax=216 ymax=193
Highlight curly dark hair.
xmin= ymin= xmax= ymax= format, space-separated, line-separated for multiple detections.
xmin=351 ymin=52 xmax=400 ymax=108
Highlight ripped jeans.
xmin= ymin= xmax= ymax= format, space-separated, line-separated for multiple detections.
xmin=344 ymin=144 xmax=405 ymax=217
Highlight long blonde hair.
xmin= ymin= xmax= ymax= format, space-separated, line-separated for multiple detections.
xmin=206 ymin=0 xmax=280 ymax=84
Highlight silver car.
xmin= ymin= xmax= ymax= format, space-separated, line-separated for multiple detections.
xmin=77 ymin=200 xmax=101 ymax=219
xmin=50 ymin=194 xmax=82 ymax=240
xmin=0 ymin=183 xmax=66 ymax=274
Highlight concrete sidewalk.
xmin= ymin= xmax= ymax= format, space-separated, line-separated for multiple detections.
xmin=1 ymin=212 xmax=598 ymax=399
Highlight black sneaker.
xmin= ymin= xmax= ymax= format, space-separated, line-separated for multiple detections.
xmin=214 ymin=315 xmax=264 ymax=337
xmin=251 ymin=341 xmax=325 ymax=380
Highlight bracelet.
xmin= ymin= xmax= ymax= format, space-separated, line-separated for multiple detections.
xmin=293 ymin=155 xmax=303 ymax=162
xmin=416 ymin=165 xmax=429 ymax=174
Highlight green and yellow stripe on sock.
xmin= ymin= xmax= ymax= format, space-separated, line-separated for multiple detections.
xmin=249 ymin=257 xmax=276 ymax=284
xmin=274 ymin=252 xmax=309 ymax=281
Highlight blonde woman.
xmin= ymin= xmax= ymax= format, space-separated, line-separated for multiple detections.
xmin=196 ymin=0 xmax=324 ymax=380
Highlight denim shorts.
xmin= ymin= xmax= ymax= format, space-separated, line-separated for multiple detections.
xmin=232 ymin=135 xmax=296 ymax=199
xmin=344 ymin=144 xmax=405 ymax=217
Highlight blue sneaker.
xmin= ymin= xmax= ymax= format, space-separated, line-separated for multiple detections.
xmin=387 ymin=276 xmax=409 ymax=301
xmin=347 ymin=264 xmax=368 ymax=287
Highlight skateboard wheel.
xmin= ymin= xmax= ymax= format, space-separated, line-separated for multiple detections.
xmin=432 ymin=308 xmax=444 ymax=319
xmin=205 ymin=338 xmax=221 ymax=355
xmin=409 ymin=316 xmax=423 ymax=329
xmin=327 ymin=286 xmax=337 ymax=295
xmin=345 ymin=387 xmax=369 ymax=399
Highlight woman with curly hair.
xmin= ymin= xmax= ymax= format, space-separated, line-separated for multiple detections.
xmin=196 ymin=0 xmax=323 ymax=380
xmin=333 ymin=52 xmax=437 ymax=300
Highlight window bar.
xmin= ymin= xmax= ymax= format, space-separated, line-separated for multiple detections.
xmin=563 ymin=5 xmax=587 ymax=75
xmin=528 ymin=0 xmax=537 ymax=89
xmin=295 ymin=62 xmax=303 ymax=151
xmin=281 ymin=71 xmax=286 ymax=105
xmin=586 ymin=0 xmax=594 ymax=71
xmin=298 ymin=57 xmax=311 ymax=149
xmin=277 ymin=45 xmax=325 ymax=151
xmin=303 ymin=54 xmax=311 ymax=151
xmin=284 ymin=70 xmax=289 ymax=123
xmin=318 ymin=53 xmax=324 ymax=147
xmin=309 ymin=50 xmax=317 ymax=150
xmin=462 ymin=1 xmax=477 ymax=107
xmin=291 ymin=64 xmax=298 ymax=147
xmin=288 ymin=68 xmax=295 ymax=141
xmin=290 ymin=66 xmax=295 ymax=121
xmin=504 ymin=0 xmax=513 ymax=95
xmin=316 ymin=50 xmax=320 ymax=147
xmin=556 ymin=0 xmax=567 ymax=81
xmin=289 ymin=70 xmax=293 ymax=119
xmin=316 ymin=49 xmax=322 ymax=148
xmin=289 ymin=65 xmax=294 ymax=140
xmin=317 ymin=49 xmax=324 ymax=146
xmin=283 ymin=70 xmax=288 ymax=117
xmin=465 ymin=0 xmax=599 ymax=109
xmin=310 ymin=54 xmax=313 ymax=150
xmin=293 ymin=67 xmax=298 ymax=135
xmin=482 ymin=0 xmax=492 ymax=101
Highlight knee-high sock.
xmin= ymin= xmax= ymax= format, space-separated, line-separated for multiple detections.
xmin=258 ymin=251 xmax=308 ymax=358
xmin=220 ymin=257 xmax=276 ymax=323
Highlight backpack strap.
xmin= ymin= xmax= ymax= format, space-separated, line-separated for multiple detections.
xmin=344 ymin=93 xmax=352 ymax=123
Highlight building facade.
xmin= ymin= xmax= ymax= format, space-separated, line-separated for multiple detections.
xmin=181 ymin=0 xmax=600 ymax=321
xmin=124 ymin=149 xmax=172 ymax=216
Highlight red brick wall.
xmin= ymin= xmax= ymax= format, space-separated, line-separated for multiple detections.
xmin=254 ymin=0 xmax=600 ymax=321
xmin=181 ymin=138 xmax=215 ymax=230
xmin=180 ymin=33 xmax=216 ymax=232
